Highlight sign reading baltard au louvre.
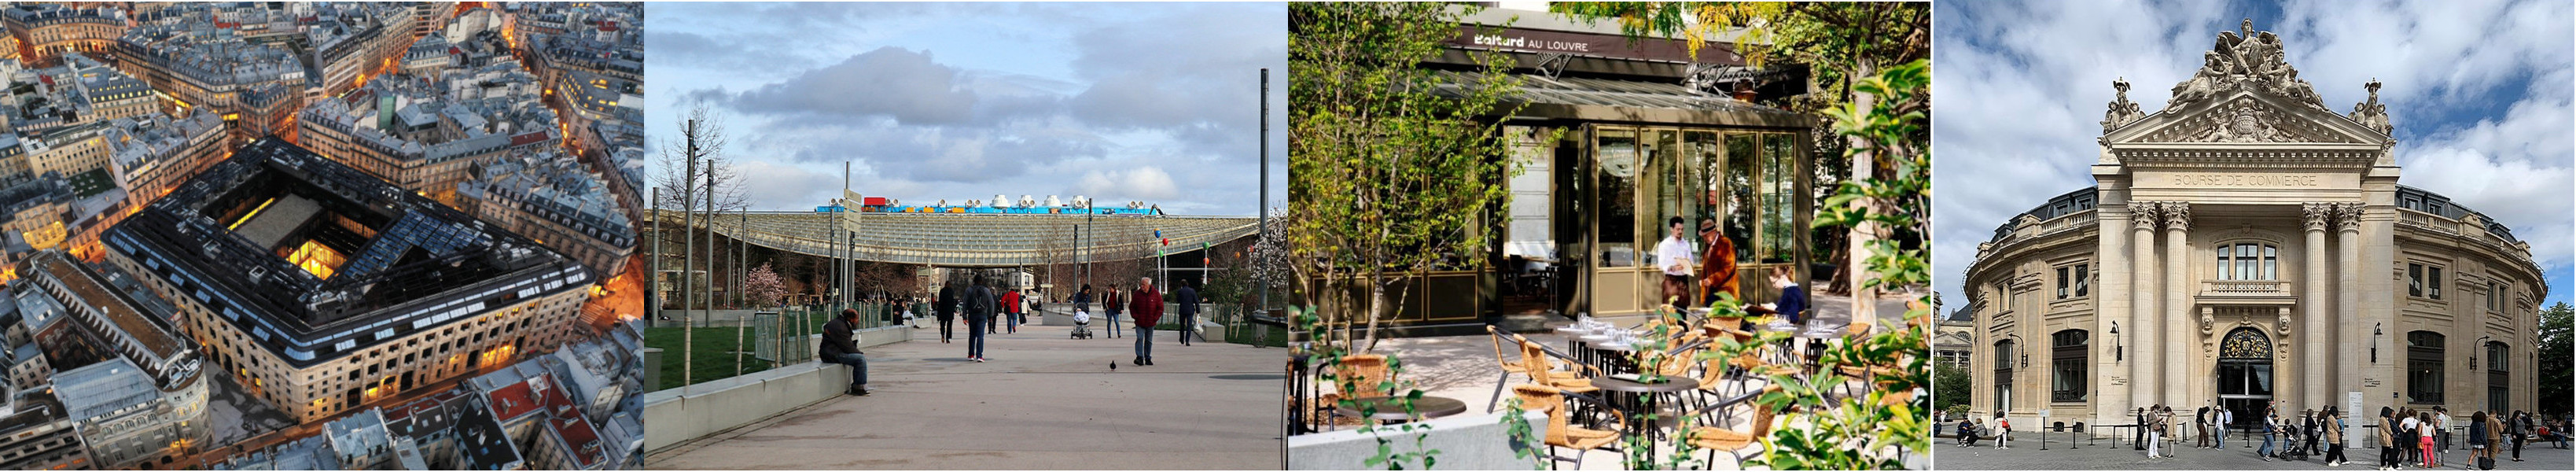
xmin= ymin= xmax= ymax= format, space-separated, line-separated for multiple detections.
xmin=1448 ymin=25 xmax=1742 ymax=65
xmin=2136 ymin=171 xmax=2359 ymax=190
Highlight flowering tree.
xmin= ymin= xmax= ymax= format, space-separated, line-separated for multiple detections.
xmin=744 ymin=262 xmax=787 ymax=308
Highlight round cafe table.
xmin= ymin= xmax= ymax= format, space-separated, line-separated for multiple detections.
xmin=1591 ymin=376 xmax=1702 ymax=441
xmin=1334 ymin=395 xmax=1470 ymax=423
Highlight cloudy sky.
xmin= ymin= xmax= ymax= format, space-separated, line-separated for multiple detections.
xmin=1934 ymin=0 xmax=2575 ymax=310
xmin=646 ymin=2 xmax=1287 ymax=216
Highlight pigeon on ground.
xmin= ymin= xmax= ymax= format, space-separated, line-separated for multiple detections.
xmin=1110 ymin=362 xmax=1117 ymax=371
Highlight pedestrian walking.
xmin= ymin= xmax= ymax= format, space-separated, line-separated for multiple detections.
xmin=2261 ymin=409 xmax=2280 ymax=460
xmin=1996 ymin=413 xmax=2012 ymax=449
xmin=2217 ymin=406 xmax=2235 ymax=449
xmin=1001 ymin=288 xmax=1022 ymax=334
xmin=1129 ymin=276 xmax=1163 ymax=366
xmin=1173 ymin=278 xmax=1199 ymax=346
xmin=2379 ymin=407 xmax=2401 ymax=470
xmin=2469 ymin=411 xmax=2492 ymax=470
xmin=936 ymin=282 xmax=960 ymax=343
xmin=2510 ymin=411 xmax=2530 ymax=462
xmin=820 ymin=308 xmax=870 ymax=396
xmin=2324 ymin=407 xmax=2350 ymax=466
xmin=965 ymin=276 xmax=997 ymax=362
xmin=1695 ymin=217 xmax=1738 ymax=304
xmin=2196 ymin=406 xmax=2212 ymax=448
xmin=1104 ymin=282 xmax=1125 ymax=338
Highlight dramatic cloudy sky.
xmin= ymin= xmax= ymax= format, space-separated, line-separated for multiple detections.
xmin=646 ymin=2 xmax=1287 ymax=216
xmin=1934 ymin=0 xmax=2575 ymax=310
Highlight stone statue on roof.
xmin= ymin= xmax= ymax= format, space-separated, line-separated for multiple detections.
xmin=2102 ymin=76 xmax=2144 ymax=133
xmin=2349 ymin=79 xmax=2392 ymax=135
xmin=2167 ymin=18 xmax=2328 ymax=112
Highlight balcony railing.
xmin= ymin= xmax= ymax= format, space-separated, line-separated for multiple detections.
xmin=2200 ymin=280 xmax=2291 ymax=297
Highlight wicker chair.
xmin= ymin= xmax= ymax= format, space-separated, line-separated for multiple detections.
xmin=1488 ymin=326 xmax=1534 ymax=412
xmin=1684 ymin=386 xmax=1783 ymax=469
xmin=1515 ymin=335 xmax=1599 ymax=394
xmin=1514 ymin=385 xmax=1625 ymax=470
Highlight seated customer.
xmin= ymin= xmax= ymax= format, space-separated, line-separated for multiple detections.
xmin=1756 ymin=267 xmax=1809 ymax=324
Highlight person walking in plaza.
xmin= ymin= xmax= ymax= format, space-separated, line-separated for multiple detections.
xmin=2400 ymin=408 xmax=2421 ymax=466
xmin=936 ymin=281 xmax=960 ymax=343
xmin=1173 ymin=278 xmax=1199 ymax=346
xmin=821 ymin=308 xmax=870 ymax=396
xmin=2468 ymin=411 xmax=2493 ymax=470
xmin=965 ymin=276 xmax=997 ymax=362
xmin=1654 ymin=216 xmax=1696 ymax=304
xmin=1695 ymin=218 xmax=1738 ymax=306
xmin=2509 ymin=410 xmax=2530 ymax=462
xmin=1001 ymin=287 xmax=1023 ymax=334
xmin=1995 ymin=412 xmax=2011 ymax=449
xmin=1104 ymin=282 xmax=1125 ymax=338
xmin=2261 ymin=408 xmax=2282 ymax=460
xmin=2324 ymin=407 xmax=2350 ymax=466
xmin=1128 ymin=276 xmax=1163 ymax=366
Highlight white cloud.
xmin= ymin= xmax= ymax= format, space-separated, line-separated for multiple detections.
xmin=1934 ymin=0 xmax=2574 ymax=311
xmin=1075 ymin=166 xmax=1180 ymax=201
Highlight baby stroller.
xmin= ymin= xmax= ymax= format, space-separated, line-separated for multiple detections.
xmin=1069 ymin=311 xmax=1094 ymax=339
xmin=2277 ymin=424 xmax=2313 ymax=461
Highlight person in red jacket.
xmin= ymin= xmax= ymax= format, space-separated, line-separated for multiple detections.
xmin=1000 ymin=288 xmax=1023 ymax=334
xmin=1129 ymin=276 xmax=1163 ymax=366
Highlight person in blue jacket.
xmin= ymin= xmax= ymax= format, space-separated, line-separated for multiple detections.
xmin=1759 ymin=266 xmax=1809 ymax=324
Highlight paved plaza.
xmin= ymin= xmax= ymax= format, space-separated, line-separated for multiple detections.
xmin=647 ymin=323 xmax=1284 ymax=470
xmin=1938 ymin=433 xmax=2574 ymax=470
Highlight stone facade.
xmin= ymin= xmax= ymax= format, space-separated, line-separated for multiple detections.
xmin=1960 ymin=20 xmax=2548 ymax=437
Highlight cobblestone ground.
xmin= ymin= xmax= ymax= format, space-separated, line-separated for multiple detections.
xmin=1938 ymin=433 xmax=2574 ymax=470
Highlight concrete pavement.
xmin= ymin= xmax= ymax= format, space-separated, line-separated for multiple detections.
xmin=646 ymin=323 xmax=1284 ymax=470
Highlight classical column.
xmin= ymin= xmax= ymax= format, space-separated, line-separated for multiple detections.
xmin=2162 ymin=201 xmax=2192 ymax=407
xmin=2334 ymin=203 xmax=2364 ymax=413
xmin=2129 ymin=201 xmax=2161 ymax=408
xmin=2302 ymin=203 xmax=2332 ymax=413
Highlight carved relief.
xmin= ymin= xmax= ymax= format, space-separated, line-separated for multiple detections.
xmin=2103 ymin=77 xmax=2146 ymax=133
xmin=2276 ymin=307 xmax=2291 ymax=336
xmin=2167 ymin=18 xmax=2328 ymax=112
xmin=2302 ymin=202 xmax=2334 ymax=232
xmin=2348 ymin=79 xmax=2392 ymax=135
xmin=2184 ymin=99 xmax=2298 ymax=143
xmin=2161 ymin=201 xmax=2192 ymax=231
xmin=2200 ymin=307 xmax=2216 ymax=335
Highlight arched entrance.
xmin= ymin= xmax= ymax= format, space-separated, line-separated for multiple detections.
xmin=2216 ymin=327 xmax=2275 ymax=429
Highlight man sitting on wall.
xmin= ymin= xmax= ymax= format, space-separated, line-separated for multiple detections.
xmin=821 ymin=308 xmax=870 ymax=396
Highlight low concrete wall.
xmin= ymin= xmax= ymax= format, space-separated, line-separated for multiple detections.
xmin=644 ymin=326 xmax=907 ymax=453
xmin=1286 ymin=411 xmax=1545 ymax=470
xmin=644 ymin=361 xmax=852 ymax=453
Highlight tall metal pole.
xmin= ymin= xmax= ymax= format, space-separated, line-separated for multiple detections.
xmin=649 ymin=186 xmax=660 ymax=325
xmin=1258 ymin=68 xmax=1270 ymax=312
xmin=681 ymin=118 xmax=698 ymax=394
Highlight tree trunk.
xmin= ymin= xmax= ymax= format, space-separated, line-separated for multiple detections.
xmin=1846 ymin=57 xmax=1879 ymax=326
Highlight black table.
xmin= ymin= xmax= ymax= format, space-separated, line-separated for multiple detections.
xmin=1334 ymin=396 xmax=1470 ymax=423
xmin=1592 ymin=376 xmax=1701 ymax=441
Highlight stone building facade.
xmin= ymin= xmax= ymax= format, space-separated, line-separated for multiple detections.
xmin=1960 ymin=20 xmax=2547 ymax=435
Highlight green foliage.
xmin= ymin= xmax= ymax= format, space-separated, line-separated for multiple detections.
xmin=2541 ymin=302 xmax=2571 ymax=415
xmin=1287 ymin=2 xmax=1541 ymax=353
xmin=1501 ymin=397 xmax=1546 ymax=470
xmin=1934 ymin=363 xmax=1972 ymax=413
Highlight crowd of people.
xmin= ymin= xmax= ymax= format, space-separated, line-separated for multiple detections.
xmin=823 ymin=272 xmax=1216 ymax=397
xmin=1940 ymin=403 xmax=2570 ymax=470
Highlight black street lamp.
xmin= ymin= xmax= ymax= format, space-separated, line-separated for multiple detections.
xmin=2372 ymin=323 xmax=2384 ymax=363
xmin=2110 ymin=321 xmax=2122 ymax=362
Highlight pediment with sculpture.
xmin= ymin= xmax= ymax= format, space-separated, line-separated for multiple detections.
xmin=2101 ymin=19 xmax=2393 ymax=147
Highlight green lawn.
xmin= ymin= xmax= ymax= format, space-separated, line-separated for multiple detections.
xmin=645 ymin=326 xmax=788 ymax=392
xmin=68 ymin=168 xmax=113 ymax=197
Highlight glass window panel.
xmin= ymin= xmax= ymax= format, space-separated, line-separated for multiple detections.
xmin=2409 ymin=264 xmax=2423 ymax=297
xmin=1724 ymin=135 xmax=1757 ymax=261
xmin=1760 ymin=134 xmax=1795 ymax=263
xmin=2074 ymin=265 xmax=2089 ymax=297
xmin=1596 ymin=128 xmax=1637 ymax=267
xmin=2263 ymin=245 xmax=2277 ymax=279
xmin=2430 ymin=267 xmax=2443 ymax=299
